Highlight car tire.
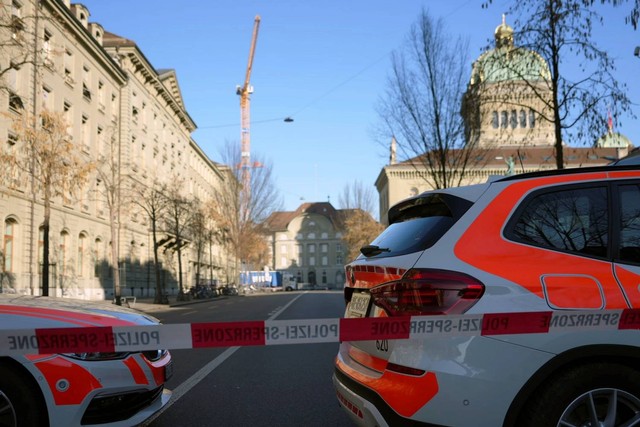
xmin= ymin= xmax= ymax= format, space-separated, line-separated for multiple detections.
xmin=518 ymin=362 xmax=640 ymax=427
xmin=0 ymin=363 xmax=47 ymax=427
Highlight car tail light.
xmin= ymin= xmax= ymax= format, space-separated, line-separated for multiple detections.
xmin=370 ymin=268 xmax=484 ymax=316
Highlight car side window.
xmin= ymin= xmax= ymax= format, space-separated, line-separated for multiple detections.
xmin=618 ymin=184 xmax=640 ymax=264
xmin=508 ymin=186 xmax=608 ymax=258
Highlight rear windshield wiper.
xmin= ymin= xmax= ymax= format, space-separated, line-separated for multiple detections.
xmin=360 ymin=245 xmax=391 ymax=257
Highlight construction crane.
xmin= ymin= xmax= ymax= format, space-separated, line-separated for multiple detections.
xmin=236 ymin=15 xmax=261 ymax=197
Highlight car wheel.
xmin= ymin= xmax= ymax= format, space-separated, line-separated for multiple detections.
xmin=0 ymin=365 xmax=46 ymax=427
xmin=518 ymin=363 xmax=640 ymax=427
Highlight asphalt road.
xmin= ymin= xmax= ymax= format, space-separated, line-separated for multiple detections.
xmin=139 ymin=291 xmax=354 ymax=427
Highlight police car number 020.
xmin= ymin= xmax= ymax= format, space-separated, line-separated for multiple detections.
xmin=348 ymin=292 xmax=371 ymax=318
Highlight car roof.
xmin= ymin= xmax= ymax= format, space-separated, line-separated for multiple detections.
xmin=387 ymin=164 xmax=640 ymax=223
xmin=496 ymin=164 xmax=640 ymax=182
xmin=609 ymin=148 xmax=640 ymax=166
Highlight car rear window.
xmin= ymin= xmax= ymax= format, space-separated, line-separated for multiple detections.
xmin=366 ymin=193 xmax=473 ymax=258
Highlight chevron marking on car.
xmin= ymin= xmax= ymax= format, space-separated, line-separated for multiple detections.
xmin=1 ymin=308 xmax=639 ymax=355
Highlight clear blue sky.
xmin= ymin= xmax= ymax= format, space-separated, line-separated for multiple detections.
xmin=80 ymin=0 xmax=639 ymax=213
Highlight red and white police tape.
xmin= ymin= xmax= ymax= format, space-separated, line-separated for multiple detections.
xmin=2 ymin=309 xmax=640 ymax=356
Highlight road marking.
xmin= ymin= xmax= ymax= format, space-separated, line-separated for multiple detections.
xmin=141 ymin=292 xmax=305 ymax=425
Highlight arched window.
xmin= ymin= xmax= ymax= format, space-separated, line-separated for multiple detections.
xmin=3 ymin=218 xmax=17 ymax=273
xmin=500 ymin=111 xmax=508 ymax=128
xmin=491 ymin=111 xmax=499 ymax=128
xmin=77 ymin=233 xmax=86 ymax=277
xmin=60 ymin=230 xmax=69 ymax=275
xmin=94 ymin=238 xmax=102 ymax=278
xmin=510 ymin=110 xmax=517 ymax=129
xmin=38 ymin=226 xmax=44 ymax=274
xmin=519 ymin=110 xmax=527 ymax=128
xmin=529 ymin=110 xmax=536 ymax=128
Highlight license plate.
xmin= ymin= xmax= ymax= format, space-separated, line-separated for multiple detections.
xmin=347 ymin=292 xmax=371 ymax=318
xmin=164 ymin=361 xmax=174 ymax=381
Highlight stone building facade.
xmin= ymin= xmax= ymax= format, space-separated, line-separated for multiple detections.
xmin=0 ymin=0 xmax=231 ymax=299
xmin=263 ymin=202 xmax=347 ymax=289
xmin=375 ymin=17 xmax=631 ymax=225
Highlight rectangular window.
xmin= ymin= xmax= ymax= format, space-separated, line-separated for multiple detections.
xmin=63 ymin=101 xmax=72 ymax=135
xmin=81 ymin=115 xmax=89 ymax=149
xmin=96 ymin=126 xmax=103 ymax=157
xmin=82 ymin=66 xmax=91 ymax=100
xmin=64 ymin=50 xmax=74 ymax=84
xmin=98 ymin=80 xmax=105 ymax=110
xmin=11 ymin=1 xmax=24 ymax=38
xmin=43 ymin=29 xmax=53 ymax=64
xmin=42 ymin=85 xmax=52 ymax=110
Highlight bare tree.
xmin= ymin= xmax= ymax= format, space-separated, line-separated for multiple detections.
xmin=190 ymin=199 xmax=211 ymax=289
xmin=338 ymin=181 xmax=384 ymax=263
xmin=93 ymin=125 xmax=134 ymax=305
xmin=164 ymin=178 xmax=194 ymax=299
xmin=0 ymin=110 xmax=94 ymax=295
xmin=482 ymin=1 xmax=633 ymax=168
xmin=1 ymin=2 xmax=43 ymax=96
xmin=133 ymin=181 xmax=168 ymax=304
xmin=376 ymin=9 xmax=477 ymax=190
xmin=212 ymin=141 xmax=282 ymax=280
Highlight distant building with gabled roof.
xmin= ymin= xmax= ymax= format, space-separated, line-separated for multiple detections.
xmin=263 ymin=202 xmax=350 ymax=289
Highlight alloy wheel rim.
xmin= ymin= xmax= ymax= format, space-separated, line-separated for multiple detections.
xmin=558 ymin=388 xmax=640 ymax=427
xmin=0 ymin=390 xmax=17 ymax=427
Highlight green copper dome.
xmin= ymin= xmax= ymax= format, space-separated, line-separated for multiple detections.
xmin=470 ymin=16 xmax=551 ymax=85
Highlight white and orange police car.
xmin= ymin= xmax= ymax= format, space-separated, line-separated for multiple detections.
xmin=334 ymin=165 xmax=640 ymax=427
xmin=0 ymin=295 xmax=172 ymax=427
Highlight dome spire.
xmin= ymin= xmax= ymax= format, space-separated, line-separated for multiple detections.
xmin=495 ymin=14 xmax=514 ymax=48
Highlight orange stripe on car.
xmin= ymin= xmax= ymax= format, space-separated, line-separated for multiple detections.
xmin=142 ymin=353 xmax=172 ymax=386
xmin=455 ymin=174 xmax=629 ymax=309
xmin=124 ymin=357 xmax=149 ymax=385
xmin=34 ymin=356 xmax=102 ymax=406
xmin=336 ymin=346 xmax=438 ymax=417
